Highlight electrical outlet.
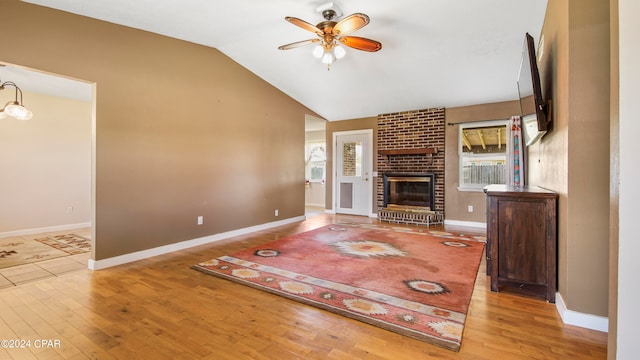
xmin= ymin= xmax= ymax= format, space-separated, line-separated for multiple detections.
xmin=274 ymin=209 xmax=279 ymax=217
xmin=197 ymin=216 xmax=203 ymax=225
xmin=66 ymin=206 xmax=73 ymax=213
xmin=467 ymin=205 xmax=474 ymax=213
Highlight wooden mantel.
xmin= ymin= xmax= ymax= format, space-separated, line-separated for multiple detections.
xmin=378 ymin=147 xmax=438 ymax=156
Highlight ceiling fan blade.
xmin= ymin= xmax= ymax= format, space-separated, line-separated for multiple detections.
xmin=285 ymin=17 xmax=323 ymax=35
xmin=278 ymin=39 xmax=320 ymax=50
xmin=333 ymin=13 xmax=370 ymax=35
xmin=339 ymin=36 xmax=382 ymax=52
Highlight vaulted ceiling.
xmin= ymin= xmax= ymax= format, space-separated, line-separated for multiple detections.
xmin=15 ymin=0 xmax=548 ymax=121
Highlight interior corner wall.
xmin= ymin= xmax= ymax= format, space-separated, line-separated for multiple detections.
xmin=531 ymin=0 xmax=610 ymax=317
xmin=444 ymin=100 xmax=520 ymax=223
xmin=1 ymin=1 xmax=313 ymax=260
xmin=0 ymin=91 xmax=91 ymax=233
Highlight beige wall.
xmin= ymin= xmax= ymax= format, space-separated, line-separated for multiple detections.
xmin=0 ymin=91 xmax=91 ymax=233
xmin=530 ymin=0 xmax=610 ymax=317
xmin=1 ymin=1 xmax=315 ymax=260
xmin=444 ymin=101 xmax=521 ymax=223
xmin=304 ymin=183 xmax=325 ymax=207
xmin=325 ymin=117 xmax=378 ymax=211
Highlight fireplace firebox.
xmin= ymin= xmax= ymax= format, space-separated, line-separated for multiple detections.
xmin=383 ymin=174 xmax=435 ymax=211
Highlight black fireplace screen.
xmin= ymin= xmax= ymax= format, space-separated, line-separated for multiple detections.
xmin=383 ymin=174 xmax=435 ymax=210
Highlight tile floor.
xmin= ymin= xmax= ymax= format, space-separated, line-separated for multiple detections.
xmin=0 ymin=227 xmax=91 ymax=290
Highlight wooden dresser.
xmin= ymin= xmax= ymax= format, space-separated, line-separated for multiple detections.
xmin=484 ymin=185 xmax=558 ymax=303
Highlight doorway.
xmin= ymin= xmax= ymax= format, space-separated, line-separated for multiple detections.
xmin=0 ymin=63 xmax=94 ymax=287
xmin=333 ymin=130 xmax=373 ymax=216
xmin=305 ymin=115 xmax=327 ymax=216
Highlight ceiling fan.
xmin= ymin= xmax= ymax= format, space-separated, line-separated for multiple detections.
xmin=277 ymin=6 xmax=382 ymax=69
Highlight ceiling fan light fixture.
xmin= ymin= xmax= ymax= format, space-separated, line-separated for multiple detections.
xmin=312 ymin=45 xmax=324 ymax=58
xmin=278 ymin=7 xmax=381 ymax=70
xmin=321 ymin=51 xmax=335 ymax=65
xmin=334 ymin=45 xmax=346 ymax=59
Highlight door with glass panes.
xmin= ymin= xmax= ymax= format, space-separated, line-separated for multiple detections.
xmin=334 ymin=131 xmax=372 ymax=216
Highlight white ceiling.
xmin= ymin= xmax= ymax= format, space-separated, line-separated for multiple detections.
xmin=0 ymin=64 xmax=93 ymax=103
xmin=17 ymin=0 xmax=548 ymax=122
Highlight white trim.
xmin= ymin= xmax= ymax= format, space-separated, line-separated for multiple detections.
xmin=444 ymin=219 xmax=487 ymax=229
xmin=456 ymin=186 xmax=487 ymax=192
xmin=304 ymin=202 xmax=325 ymax=208
xmin=304 ymin=203 xmax=324 ymax=208
xmin=555 ymin=292 xmax=608 ymax=333
xmin=0 ymin=222 xmax=92 ymax=238
xmin=88 ymin=216 xmax=305 ymax=270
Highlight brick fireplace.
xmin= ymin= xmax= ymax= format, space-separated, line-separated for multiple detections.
xmin=377 ymin=108 xmax=445 ymax=224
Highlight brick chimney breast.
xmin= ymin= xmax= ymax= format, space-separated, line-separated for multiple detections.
xmin=377 ymin=108 xmax=445 ymax=215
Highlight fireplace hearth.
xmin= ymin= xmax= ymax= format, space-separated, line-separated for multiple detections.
xmin=380 ymin=173 xmax=442 ymax=226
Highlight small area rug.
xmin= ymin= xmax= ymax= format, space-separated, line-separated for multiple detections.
xmin=193 ymin=223 xmax=485 ymax=351
xmin=0 ymin=234 xmax=91 ymax=269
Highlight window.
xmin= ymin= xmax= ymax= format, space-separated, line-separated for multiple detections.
xmin=458 ymin=120 xmax=510 ymax=191
xmin=305 ymin=142 xmax=326 ymax=183
xmin=341 ymin=140 xmax=362 ymax=177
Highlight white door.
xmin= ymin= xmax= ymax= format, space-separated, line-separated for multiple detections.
xmin=334 ymin=130 xmax=372 ymax=216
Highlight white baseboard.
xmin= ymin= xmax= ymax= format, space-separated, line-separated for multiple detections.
xmin=304 ymin=203 xmax=325 ymax=207
xmin=443 ymin=219 xmax=487 ymax=229
xmin=88 ymin=216 xmax=306 ymax=270
xmin=317 ymin=210 xmax=376 ymax=217
xmin=0 ymin=222 xmax=92 ymax=238
xmin=555 ymin=292 xmax=608 ymax=332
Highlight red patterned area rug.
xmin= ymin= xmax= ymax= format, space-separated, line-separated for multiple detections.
xmin=192 ymin=223 xmax=485 ymax=351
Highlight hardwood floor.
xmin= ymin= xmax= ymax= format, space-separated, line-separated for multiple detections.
xmin=0 ymin=214 xmax=607 ymax=359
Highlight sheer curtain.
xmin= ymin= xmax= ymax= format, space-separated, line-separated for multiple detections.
xmin=506 ymin=115 xmax=524 ymax=188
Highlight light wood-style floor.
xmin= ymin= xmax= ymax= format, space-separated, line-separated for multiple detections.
xmin=0 ymin=214 xmax=607 ymax=359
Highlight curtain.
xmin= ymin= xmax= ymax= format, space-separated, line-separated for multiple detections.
xmin=506 ymin=115 xmax=524 ymax=188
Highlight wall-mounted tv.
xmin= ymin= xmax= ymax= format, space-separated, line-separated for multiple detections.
xmin=517 ymin=33 xmax=548 ymax=146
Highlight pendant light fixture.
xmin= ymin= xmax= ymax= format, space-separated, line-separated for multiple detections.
xmin=0 ymin=81 xmax=33 ymax=120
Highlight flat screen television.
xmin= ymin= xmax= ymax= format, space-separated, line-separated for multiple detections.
xmin=517 ymin=33 xmax=548 ymax=146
